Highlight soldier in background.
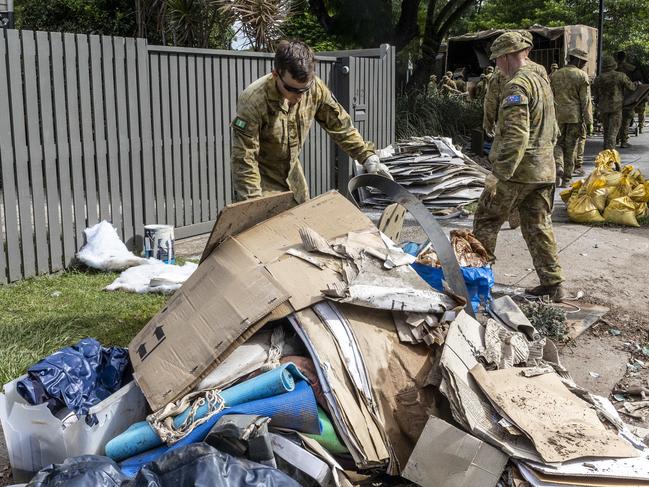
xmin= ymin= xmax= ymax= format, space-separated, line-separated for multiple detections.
xmin=592 ymin=54 xmax=636 ymax=150
xmin=616 ymin=51 xmax=638 ymax=147
xmin=474 ymin=73 xmax=488 ymax=100
xmin=636 ymin=100 xmax=646 ymax=133
xmin=230 ymin=40 xmax=391 ymax=204
xmin=440 ymin=71 xmax=457 ymax=90
xmin=427 ymin=74 xmax=438 ymax=96
xmin=474 ymin=31 xmax=564 ymax=301
xmin=454 ymin=71 xmax=467 ymax=93
xmin=550 ymin=48 xmax=593 ymax=186
xmin=484 ymin=65 xmax=495 ymax=81
xmin=549 ymin=63 xmax=559 ymax=78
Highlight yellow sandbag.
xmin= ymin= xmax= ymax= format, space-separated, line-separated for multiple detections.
xmin=594 ymin=149 xmax=620 ymax=171
xmin=607 ymin=174 xmax=633 ymax=202
xmin=576 ymin=176 xmax=608 ymax=212
xmin=603 ymin=196 xmax=640 ymax=227
xmin=568 ymin=193 xmax=605 ymax=224
xmin=636 ymin=202 xmax=648 ymax=218
xmin=629 ymin=181 xmax=649 ymax=203
xmin=560 ymin=187 xmax=573 ymax=203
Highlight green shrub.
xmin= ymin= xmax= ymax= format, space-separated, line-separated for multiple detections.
xmin=396 ymin=90 xmax=483 ymax=141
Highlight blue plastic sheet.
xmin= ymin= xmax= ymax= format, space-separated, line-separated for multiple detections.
xmin=17 ymin=338 xmax=130 ymax=418
xmin=106 ymin=363 xmax=308 ymax=462
xmin=403 ymin=242 xmax=494 ymax=313
xmin=119 ymin=380 xmax=321 ymax=478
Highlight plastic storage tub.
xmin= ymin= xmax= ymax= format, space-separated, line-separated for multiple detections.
xmin=0 ymin=377 xmax=148 ymax=482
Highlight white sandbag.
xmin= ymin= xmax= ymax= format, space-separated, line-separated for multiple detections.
xmin=105 ymin=262 xmax=197 ymax=294
xmin=77 ymin=221 xmax=150 ymax=271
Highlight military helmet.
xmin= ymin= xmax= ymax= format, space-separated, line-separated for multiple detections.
xmin=601 ymin=54 xmax=617 ymax=70
xmin=445 ymin=70 xmax=453 ymax=77
xmin=485 ymin=66 xmax=494 ymax=74
xmin=489 ymin=32 xmax=530 ymax=60
xmin=568 ymin=48 xmax=589 ymax=62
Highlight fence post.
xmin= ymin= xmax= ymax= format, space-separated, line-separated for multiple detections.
xmin=333 ymin=57 xmax=353 ymax=195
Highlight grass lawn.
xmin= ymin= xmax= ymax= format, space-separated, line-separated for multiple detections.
xmin=0 ymin=269 xmax=169 ymax=385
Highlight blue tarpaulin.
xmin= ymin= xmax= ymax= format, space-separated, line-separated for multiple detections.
xmin=403 ymin=242 xmax=494 ymax=313
xmin=16 ymin=338 xmax=130 ymax=418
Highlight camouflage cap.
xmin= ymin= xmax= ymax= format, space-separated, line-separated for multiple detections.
xmin=519 ymin=30 xmax=534 ymax=47
xmin=568 ymin=47 xmax=589 ymax=61
xmin=445 ymin=71 xmax=453 ymax=77
xmin=485 ymin=66 xmax=494 ymax=73
xmin=551 ymin=63 xmax=559 ymax=69
xmin=489 ymin=32 xmax=530 ymax=60
xmin=601 ymin=54 xmax=617 ymax=70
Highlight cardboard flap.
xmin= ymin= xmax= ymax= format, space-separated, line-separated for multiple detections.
xmin=129 ymin=237 xmax=291 ymax=410
xmin=199 ymin=192 xmax=297 ymax=263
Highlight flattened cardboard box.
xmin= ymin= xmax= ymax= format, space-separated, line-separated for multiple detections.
xmin=403 ymin=416 xmax=508 ymax=487
xmin=130 ymin=191 xmax=376 ymax=410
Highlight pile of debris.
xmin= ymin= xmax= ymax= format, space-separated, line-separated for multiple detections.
xmin=355 ymin=136 xmax=487 ymax=211
xmin=563 ymin=149 xmax=649 ymax=227
xmin=1 ymin=191 xmax=648 ymax=487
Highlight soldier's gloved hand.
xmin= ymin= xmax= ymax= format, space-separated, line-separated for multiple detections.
xmin=363 ymin=154 xmax=393 ymax=180
xmin=587 ymin=123 xmax=594 ymax=136
xmin=485 ymin=173 xmax=498 ymax=197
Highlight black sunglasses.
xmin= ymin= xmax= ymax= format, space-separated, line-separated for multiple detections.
xmin=279 ymin=74 xmax=313 ymax=94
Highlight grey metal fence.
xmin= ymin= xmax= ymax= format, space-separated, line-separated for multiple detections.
xmin=0 ymin=29 xmax=395 ymax=283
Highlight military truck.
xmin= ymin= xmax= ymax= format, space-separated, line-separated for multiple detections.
xmin=446 ymin=24 xmax=598 ymax=80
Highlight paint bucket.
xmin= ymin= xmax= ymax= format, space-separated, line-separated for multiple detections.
xmin=143 ymin=225 xmax=175 ymax=264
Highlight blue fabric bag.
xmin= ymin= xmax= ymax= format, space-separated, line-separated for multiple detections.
xmin=403 ymin=242 xmax=494 ymax=313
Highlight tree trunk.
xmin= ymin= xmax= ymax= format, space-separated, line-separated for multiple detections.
xmin=406 ymin=0 xmax=475 ymax=91
xmin=308 ymin=0 xmax=334 ymax=31
xmin=393 ymin=0 xmax=422 ymax=50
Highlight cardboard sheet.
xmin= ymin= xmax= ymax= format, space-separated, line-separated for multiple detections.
xmin=403 ymin=416 xmax=508 ymax=487
xmin=518 ymin=462 xmax=649 ymax=487
xmin=470 ymin=365 xmax=640 ymax=463
xmin=129 ymin=237 xmax=291 ymax=410
xmin=131 ymin=192 xmax=376 ymax=410
xmin=439 ymin=312 xmax=542 ymax=462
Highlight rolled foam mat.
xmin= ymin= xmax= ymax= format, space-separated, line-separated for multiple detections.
xmin=120 ymin=380 xmax=321 ymax=477
xmin=106 ymin=363 xmax=306 ymax=461
xmin=306 ymin=407 xmax=349 ymax=455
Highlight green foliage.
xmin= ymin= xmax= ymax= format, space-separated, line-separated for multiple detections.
xmin=0 ymin=269 xmax=168 ymax=384
xmin=282 ymin=9 xmax=352 ymax=51
xmin=15 ymin=0 xmax=137 ymax=36
xmin=395 ymin=89 xmax=483 ymax=140
xmin=520 ymin=301 xmax=569 ymax=341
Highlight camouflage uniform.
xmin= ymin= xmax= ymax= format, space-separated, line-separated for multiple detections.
xmin=427 ymin=76 xmax=438 ymax=96
xmin=550 ymin=61 xmax=593 ymax=182
xmin=455 ymin=78 xmax=467 ymax=93
xmin=617 ymin=60 xmax=637 ymax=145
xmin=474 ymin=74 xmax=487 ymax=100
xmin=592 ymin=57 xmax=636 ymax=150
xmin=474 ymin=58 xmax=563 ymax=286
xmin=231 ymin=74 xmax=374 ymax=203
xmin=636 ymin=100 xmax=646 ymax=133
xmin=483 ymin=61 xmax=548 ymax=137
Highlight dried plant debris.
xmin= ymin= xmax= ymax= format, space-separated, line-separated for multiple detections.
xmin=520 ymin=302 xmax=568 ymax=342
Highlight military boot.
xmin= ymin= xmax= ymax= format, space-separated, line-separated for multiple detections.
xmin=525 ymin=284 xmax=565 ymax=303
xmin=620 ymin=141 xmax=632 ymax=148
xmin=573 ymin=167 xmax=585 ymax=177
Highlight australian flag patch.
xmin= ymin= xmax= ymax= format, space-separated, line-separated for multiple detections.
xmin=504 ymin=94 xmax=524 ymax=106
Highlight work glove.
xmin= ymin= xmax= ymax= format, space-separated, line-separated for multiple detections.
xmin=485 ymin=173 xmax=498 ymax=197
xmin=363 ymin=154 xmax=393 ymax=180
xmin=587 ymin=123 xmax=594 ymax=136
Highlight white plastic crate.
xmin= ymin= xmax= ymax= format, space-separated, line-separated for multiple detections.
xmin=0 ymin=377 xmax=148 ymax=482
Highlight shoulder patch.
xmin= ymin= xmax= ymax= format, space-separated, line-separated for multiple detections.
xmin=502 ymin=92 xmax=528 ymax=107
xmin=233 ymin=117 xmax=248 ymax=130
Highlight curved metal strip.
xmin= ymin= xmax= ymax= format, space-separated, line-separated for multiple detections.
xmin=348 ymin=174 xmax=475 ymax=318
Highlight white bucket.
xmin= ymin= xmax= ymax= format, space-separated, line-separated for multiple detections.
xmin=143 ymin=224 xmax=175 ymax=264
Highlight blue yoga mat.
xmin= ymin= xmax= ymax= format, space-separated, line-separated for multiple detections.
xmin=120 ymin=380 xmax=321 ymax=478
xmin=106 ymin=363 xmax=307 ymax=461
